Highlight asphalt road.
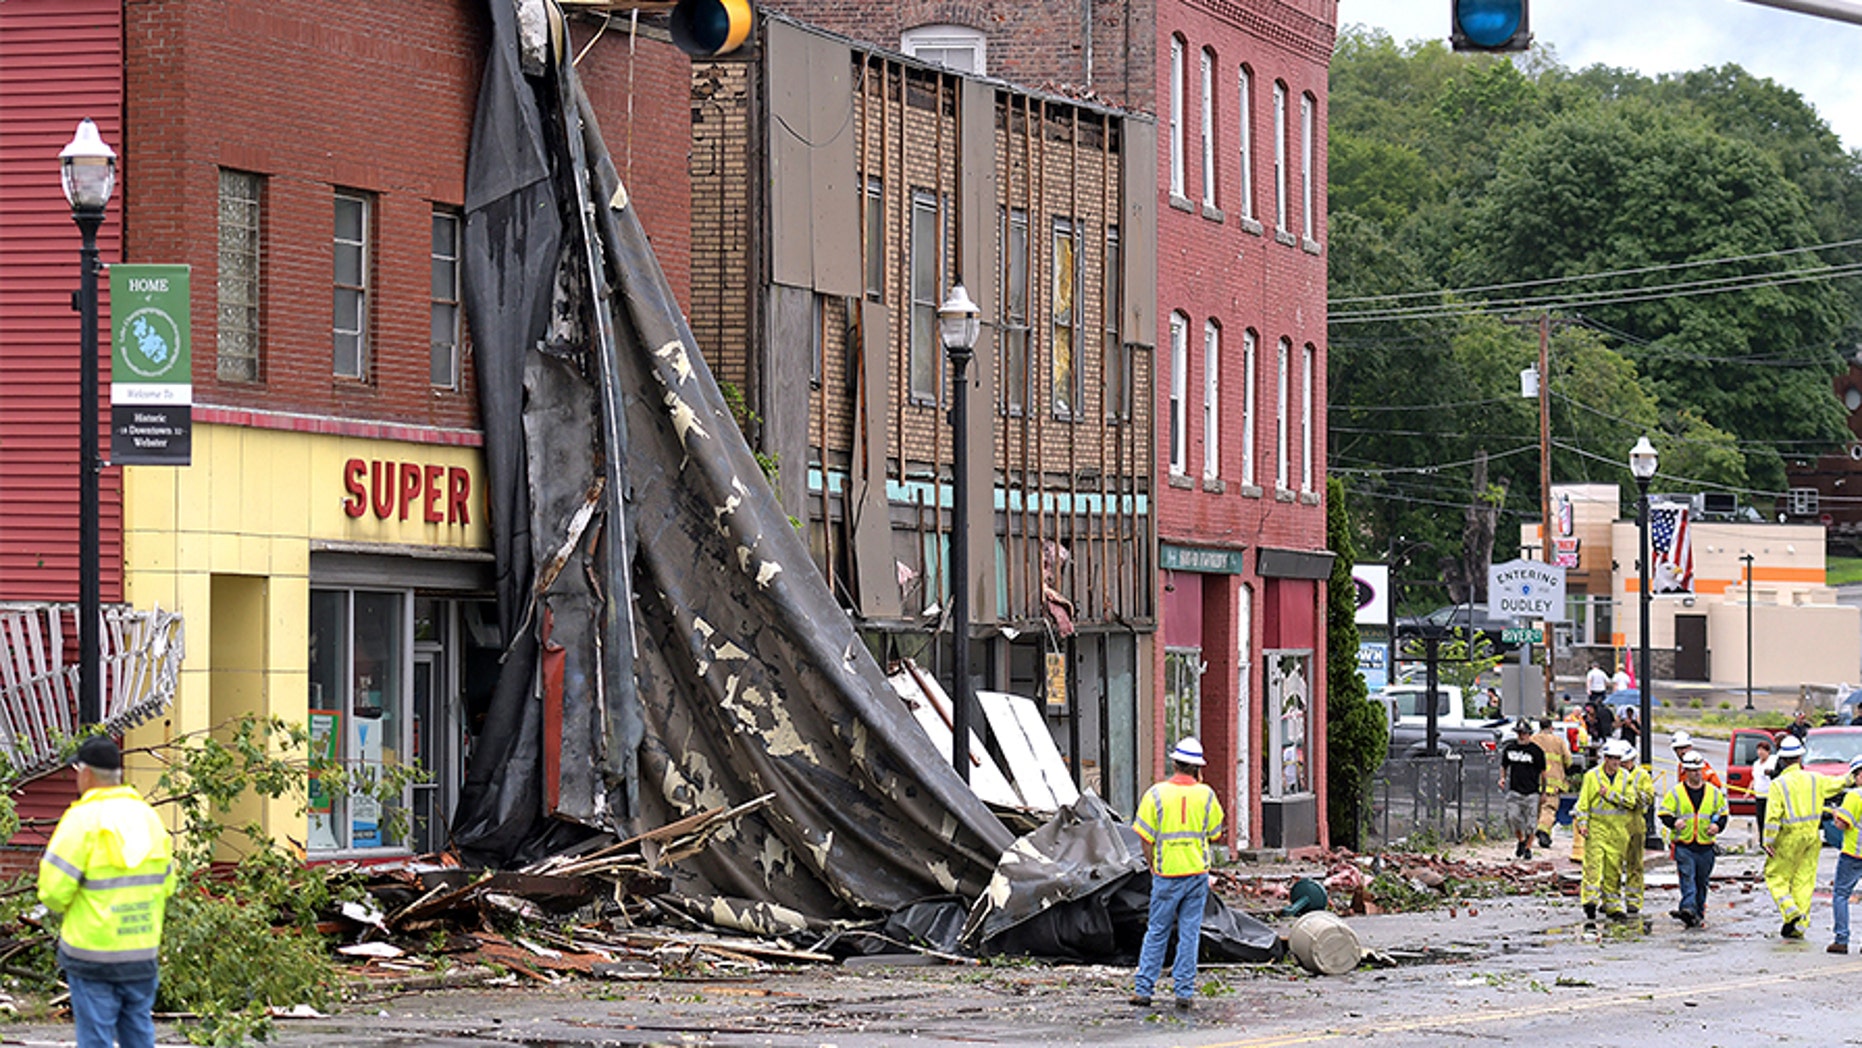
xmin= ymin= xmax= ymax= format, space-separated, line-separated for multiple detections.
xmin=6 ymin=832 xmax=1853 ymax=1048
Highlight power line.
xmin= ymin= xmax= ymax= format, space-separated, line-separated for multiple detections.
xmin=1327 ymin=236 xmax=1862 ymax=307
xmin=1329 ymin=260 xmax=1862 ymax=324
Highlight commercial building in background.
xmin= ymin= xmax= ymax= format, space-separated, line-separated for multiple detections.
xmin=750 ymin=0 xmax=1338 ymax=850
xmin=0 ymin=0 xmax=694 ymax=862
xmin=1522 ymin=484 xmax=1857 ymax=693
xmin=686 ymin=15 xmax=1159 ymax=818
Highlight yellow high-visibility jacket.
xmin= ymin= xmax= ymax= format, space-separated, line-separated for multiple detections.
xmin=1134 ymin=775 xmax=1224 ymax=877
xmin=37 ymin=785 xmax=176 ymax=974
xmin=1762 ymin=764 xmax=1845 ymax=851
xmin=1659 ymin=780 xmax=1729 ymax=845
xmin=1574 ymin=765 xmax=1638 ymax=832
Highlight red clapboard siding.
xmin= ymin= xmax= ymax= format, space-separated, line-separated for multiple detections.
xmin=0 ymin=0 xmax=124 ymax=602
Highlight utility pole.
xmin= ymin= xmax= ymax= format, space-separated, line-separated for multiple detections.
xmin=1538 ymin=314 xmax=1554 ymax=716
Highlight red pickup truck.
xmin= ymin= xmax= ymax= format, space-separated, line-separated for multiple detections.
xmin=1725 ymin=728 xmax=1779 ymax=817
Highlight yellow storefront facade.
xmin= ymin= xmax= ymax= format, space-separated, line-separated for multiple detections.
xmin=121 ymin=417 xmax=492 ymax=858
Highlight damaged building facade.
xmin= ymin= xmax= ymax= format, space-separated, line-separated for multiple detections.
xmin=0 ymin=0 xmax=695 ymax=862
xmin=746 ymin=0 xmax=1339 ymax=850
xmin=687 ymin=18 xmax=1159 ymax=818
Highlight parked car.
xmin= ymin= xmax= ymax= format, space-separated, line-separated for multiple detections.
xmin=1725 ymin=728 xmax=1778 ymax=817
xmin=1392 ymin=603 xmax=1521 ymax=652
xmin=1803 ymin=726 xmax=1862 ymax=780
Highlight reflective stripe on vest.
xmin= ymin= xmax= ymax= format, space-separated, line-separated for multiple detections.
xmin=1778 ymin=769 xmax=1822 ymax=826
xmin=1135 ymin=780 xmax=1221 ymax=876
xmin=1662 ymin=782 xmax=1727 ymax=845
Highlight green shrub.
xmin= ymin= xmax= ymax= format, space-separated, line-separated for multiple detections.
xmin=158 ymin=887 xmax=335 ymax=1045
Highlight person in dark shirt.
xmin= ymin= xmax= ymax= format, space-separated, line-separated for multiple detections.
xmin=1788 ymin=708 xmax=1813 ymax=741
xmin=1499 ymin=720 xmax=1547 ymax=859
xmin=1659 ymin=750 xmax=1729 ymax=928
xmin=1615 ymin=708 xmax=1640 ymax=748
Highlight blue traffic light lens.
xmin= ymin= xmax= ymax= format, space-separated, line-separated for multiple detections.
xmin=1456 ymin=0 xmax=1523 ymax=48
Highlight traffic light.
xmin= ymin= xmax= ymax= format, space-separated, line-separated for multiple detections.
xmin=1451 ymin=0 xmax=1530 ymax=53
xmin=670 ymin=0 xmax=754 ymax=57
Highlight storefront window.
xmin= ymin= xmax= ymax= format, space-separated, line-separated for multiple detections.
xmin=308 ymin=588 xmax=408 ymax=852
xmin=1266 ymin=650 xmax=1311 ymax=797
xmin=1164 ymin=649 xmax=1203 ymax=751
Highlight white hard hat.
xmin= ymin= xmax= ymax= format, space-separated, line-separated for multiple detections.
xmin=1778 ymin=736 xmax=1806 ymax=760
xmin=1680 ymin=751 xmax=1706 ymax=770
xmin=1170 ymin=736 xmax=1207 ymax=767
xmin=1604 ymin=739 xmax=1633 ymax=760
xmin=1848 ymin=754 xmax=1862 ymax=775
xmin=1670 ymin=730 xmax=1693 ymax=750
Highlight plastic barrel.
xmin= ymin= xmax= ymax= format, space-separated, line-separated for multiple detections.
xmin=1288 ymin=911 xmax=1361 ymax=975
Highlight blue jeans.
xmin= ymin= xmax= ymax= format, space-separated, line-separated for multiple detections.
xmin=1673 ymin=842 xmax=1717 ymax=918
xmin=1135 ymin=872 xmax=1208 ymax=1000
xmin=1833 ymin=853 xmax=1862 ymax=946
xmin=66 ymin=973 xmax=157 ymax=1048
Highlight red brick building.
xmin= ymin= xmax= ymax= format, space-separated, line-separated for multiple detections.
xmin=748 ymin=0 xmax=1336 ymax=849
xmin=0 ymin=0 xmax=693 ymax=860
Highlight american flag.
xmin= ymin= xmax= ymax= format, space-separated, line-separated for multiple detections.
xmin=1649 ymin=502 xmax=1694 ymax=594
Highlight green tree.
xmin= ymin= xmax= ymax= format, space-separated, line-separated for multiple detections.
xmin=1326 ymin=477 xmax=1388 ymax=851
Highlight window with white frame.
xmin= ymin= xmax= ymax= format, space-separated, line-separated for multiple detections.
xmin=865 ymin=177 xmax=885 ymax=299
xmin=1276 ymin=337 xmax=1290 ymax=490
xmin=1266 ymin=651 xmax=1312 ymax=798
xmin=1272 ymin=82 xmax=1288 ymax=236
xmin=1104 ymin=226 xmax=1127 ymax=421
xmin=1203 ymin=320 xmax=1220 ymax=481
xmin=1169 ymin=36 xmax=1186 ymax=200
xmin=1301 ymin=342 xmax=1315 ymax=492
xmin=217 ymin=169 xmax=263 ymax=383
xmin=1237 ymin=67 xmax=1256 ymax=223
xmin=1052 ymin=218 xmax=1082 ymax=418
xmin=1200 ymin=48 xmax=1217 ymax=209
xmin=901 ymin=24 xmax=985 ymax=74
xmin=1001 ymin=207 xmax=1030 ymax=415
xmin=431 ymin=209 xmax=462 ymax=389
xmin=909 ymin=189 xmax=941 ymax=403
xmin=1169 ymin=312 xmax=1188 ymax=475
xmin=1300 ymin=92 xmax=1316 ymax=243
xmin=1242 ymin=329 xmax=1258 ymax=488
xmin=333 ymin=190 xmax=371 ymax=379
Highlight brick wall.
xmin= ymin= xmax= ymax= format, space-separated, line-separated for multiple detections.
xmin=124 ymin=0 xmax=489 ymax=429
xmin=688 ymin=60 xmax=755 ymax=397
xmin=764 ymin=0 xmax=1155 ymax=111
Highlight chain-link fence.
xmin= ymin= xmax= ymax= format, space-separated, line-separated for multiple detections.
xmin=1360 ymin=752 xmax=1511 ymax=848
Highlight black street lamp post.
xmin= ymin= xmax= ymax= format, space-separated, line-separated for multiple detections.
xmin=1629 ymin=435 xmax=1659 ymax=849
xmin=60 ymin=118 xmax=116 ymax=728
xmin=939 ymin=283 xmax=980 ymax=782
xmin=1742 ymin=551 xmax=1755 ymax=712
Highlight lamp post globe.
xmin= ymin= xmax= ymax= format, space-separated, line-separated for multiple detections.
xmin=939 ymin=282 xmax=980 ymax=780
xmin=61 ymin=119 xmax=116 ymax=728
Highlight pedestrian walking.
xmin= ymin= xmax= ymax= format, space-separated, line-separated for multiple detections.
xmin=1131 ymin=737 xmax=1223 ymax=1009
xmin=1499 ymin=720 xmax=1545 ymax=859
xmin=1576 ymin=739 xmax=1639 ymax=921
xmin=1621 ymin=744 xmax=1656 ymax=915
xmin=1586 ymin=663 xmax=1610 ymax=703
xmin=1531 ymin=717 xmax=1572 ymax=849
xmin=1611 ymin=664 xmax=1631 ymax=694
xmin=1824 ymin=755 xmax=1862 ymax=953
xmin=1762 ymin=736 xmax=1845 ymax=938
xmin=37 ymin=736 xmax=176 ymax=1048
xmin=1659 ymin=750 xmax=1728 ymax=928
xmin=1750 ymin=738 xmax=1774 ymax=832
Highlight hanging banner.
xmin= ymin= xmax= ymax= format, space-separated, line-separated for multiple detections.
xmin=108 ymin=264 xmax=192 ymax=466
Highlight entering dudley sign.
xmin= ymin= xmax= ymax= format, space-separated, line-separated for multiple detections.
xmin=1487 ymin=558 xmax=1566 ymax=620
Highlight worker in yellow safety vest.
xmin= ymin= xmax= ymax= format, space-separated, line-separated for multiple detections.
xmin=38 ymin=736 xmax=176 ymax=1048
xmin=1658 ymin=750 xmax=1729 ymax=928
xmin=1621 ymin=745 xmax=1657 ymax=915
xmin=1575 ymin=739 xmax=1640 ymax=921
xmin=1130 ymin=736 xmax=1223 ymax=1010
xmin=1763 ymin=735 xmax=1845 ymax=938
xmin=1823 ymin=755 xmax=1862 ymax=953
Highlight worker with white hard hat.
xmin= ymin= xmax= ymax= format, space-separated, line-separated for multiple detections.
xmin=1659 ymin=750 xmax=1729 ymax=928
xmin=1130 ymin=737 xmax=1223 ymax=1009
xmin=1575 ymin=738 xmax=1640 ymax=921
xmin=1668 ymin=730 xmax=1723 ymax=788
xmin=1762 ymin=735 xmax=1847 ymax=938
